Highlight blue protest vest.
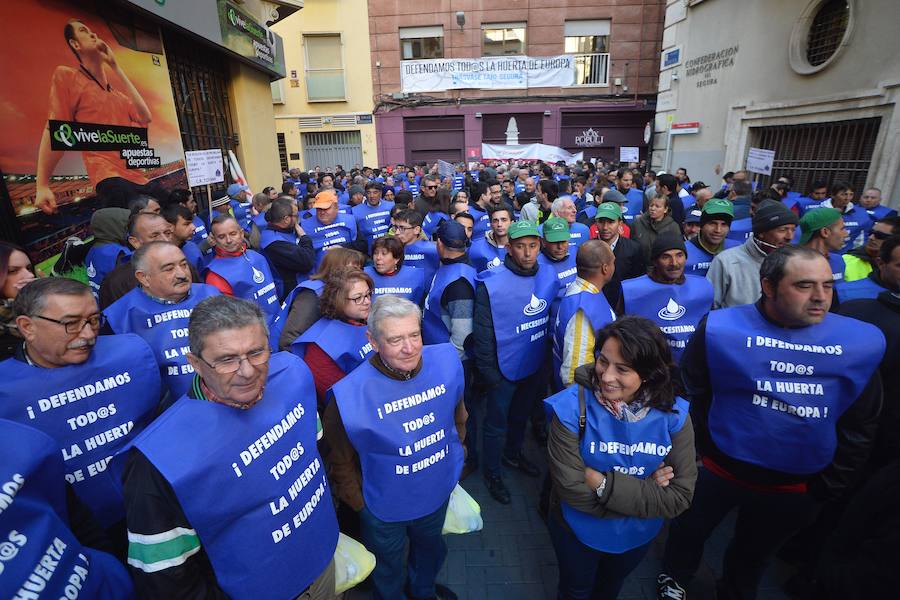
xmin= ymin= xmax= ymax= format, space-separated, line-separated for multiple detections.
xmin=85 ymin=244 xmax=131 ymax=300
xmin=827 ymin=252 xmax=846 ymax=282
xmin=408 ymin=182 xmax=420 ymax=196
xmin=705 ymin=305 xmax=884 ymax=474
xmin=552 ymin=288 xmax=616 ymax=390
xmin=301 ymin=212 xmax=357 ymax=264
xmin=365 ymin=265 xmax=426 ymax=305
xmin=578 ymin=204 xmax=597 ymax=222
xmin=0 ymin=419 xmax=133 ymax=599
xmin=132 ymin=353 xmax=338 ymax=599
xmin=726 ymin=217 xmax=753 ymax=242
xmin=404 ymin=240 xmax=439 ymax=285
xmin=514 ymin=181 xmax=526 ymax=194
xmin=422 ymin=211 xmax=450 ymax=239
xmin=685 ymin=238 xmax=740 ymax=276
xmin=621 ymin=275 xmax=713 ymax=362
xmin=479 ymin=264 xmax=560 ymax=381
xmin=865 ymin=204 xmax=897 ymax=222
xmin=252 ymin=211 xmax=268 ymax=231
xmin=452 ymin=174 xmax=465 ymax=191
xmin=423 ymin=262 xmax=477 ymax=345
xmin=291 ymin=317 xmax=373 ymax=374
xmin=836 ymin=275 xmax=887 ymax=302
xmin=0 ymin=335 xmax=161 ymax=526
xmin=205 ymin=249 xmax=280 ymax=322
xmin=230 ymin=200 xmax=253 ymax=232
xmin=260 ymin=227 xmax=303 ymax=298
xmin=191 ymin=215 xmax=209 ymax=244
xmin=269 ymin=279 xmax=325 ymax=348
xmin=332 ymin=344 xmax=465 ymax=522
xmin=838 ymin=206 xmax=872 ymax=253
xmin=181 ymin=240 xmax=207 ymax=272
xmin=546 ymin=388 xmax=689 ymax=553
xmin=623 ymin=188 xmax=644 ymax=224
xmin=472 ymin=210 xmax=491 ymax=239
xmin=797 ymin=196 xmax=823 ymax=216
xmin=568 ymin=222 xmax=591 ymax=250
xmin=352 ymin=200 xmax=394 ymax=252
xmin=469 ymin=237 xmax=507 ymax=273
xmin=538 ymin=252 xmax=578 ymax=302
xmin=104 ymin=284 xmax=220 ymax=398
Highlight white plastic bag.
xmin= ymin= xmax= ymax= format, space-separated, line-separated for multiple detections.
xmin=333 ymin=532 xmax=376 ymax=594
xmin=442 ymin=483 xmax=483 ymax=535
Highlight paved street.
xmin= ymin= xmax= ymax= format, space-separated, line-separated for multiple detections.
xmin=348 ymin=432 xmax=794 ymax=600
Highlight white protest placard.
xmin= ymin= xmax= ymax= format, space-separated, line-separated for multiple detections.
xmin=747 ymin=147 xmax=775 ymax=175
xmin=619 ymin=147 xmax=640 ymax=163
xmin=437 ymin=160 xmax=455 ymax=179
xmin=185 ymin=149 xmax=225 ymax=187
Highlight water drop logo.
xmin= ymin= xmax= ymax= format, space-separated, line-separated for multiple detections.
xmin=488 ymin=256 xmax=501 ymax=269
xmin=658 ymin=297 xmax=686 ymax=321
xmin=53 ymin=123 xmax=76 ymax=148
xmin=86 ymin=262 xmax=96 ymax=279
xmin=523 ymin=293 xmax=547 ymax=317
xmin=251 ymin=266 xmax=265 ymax=284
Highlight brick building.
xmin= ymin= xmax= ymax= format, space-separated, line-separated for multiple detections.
xmin=367 ymin=0 xmax=665 ymax=166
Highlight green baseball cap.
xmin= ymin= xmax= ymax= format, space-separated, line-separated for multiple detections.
xmin=508 ymin=220 xmax=541 ymax=240
xmin=594 ymin=202 xmax=622 ymax=221
xmin=702 ymin=199 xmax=734 ymax=218
xmin=543 ymin=217 xmax=570 ymax=243
xmin=799 ymin=207 xmax=842 ymax=245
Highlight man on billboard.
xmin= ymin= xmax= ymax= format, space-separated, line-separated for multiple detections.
xmin=35 ymin=19 xmax=153 ymax=214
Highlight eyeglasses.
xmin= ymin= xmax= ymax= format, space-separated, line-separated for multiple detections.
xmin=197 ymin=348 xmax=270 ymax=374
xmin=424 ymin=185 xmax=439 ymax=190
xmin=34 ymin=314 xmax=105 ymax=335
xmin=347 ymin=291 xmax=372 ymax=305
xmin=871 ymin=230 xmax=893 ymax=241
xmin=393 ymin=224 xmax=417 ymax=232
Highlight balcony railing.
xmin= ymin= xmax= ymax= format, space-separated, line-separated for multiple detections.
xmin=572 ymin=52 xmax=610 ymax=86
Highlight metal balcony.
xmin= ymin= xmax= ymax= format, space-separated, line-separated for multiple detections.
xmin=571 ymin=52 xmax=610 ymax=86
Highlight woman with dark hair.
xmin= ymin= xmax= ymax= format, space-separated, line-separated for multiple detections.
xmin=0 ymin=242 xmax=37 ymax=359
xmin=545 ymin=316 xmax=697 ymax=600
xmin=632 ymin=194 xmax=681 ymax=263
xmin=364 ymin=236 xmax=426 ymax=305
xmin=290 ymin=267 xmax=374 ymax=407
xmin=273 ymin=246 xmax=366 ymax=350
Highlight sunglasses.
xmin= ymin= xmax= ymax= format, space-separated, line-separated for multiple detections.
xmin=871 ymin=230 xmax=893 ymax=241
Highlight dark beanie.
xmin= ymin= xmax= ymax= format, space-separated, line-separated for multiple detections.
xmin=650 ymin=235 xmax=687 ymax=260
xmin=752 ymin=199 xmax=799 ymax=233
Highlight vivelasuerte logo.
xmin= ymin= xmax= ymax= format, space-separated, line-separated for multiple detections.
xmin=49 ymin=120 xmax=146 ymax=150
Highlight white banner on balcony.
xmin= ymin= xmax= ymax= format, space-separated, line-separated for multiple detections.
xmin=481 ymin=143 xmax=583 ymax=165
xmin=401 ymin=55 xmax=575 ymax=93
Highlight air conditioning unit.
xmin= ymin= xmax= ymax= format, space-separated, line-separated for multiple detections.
xmin=392 ymin=92 xmax=406 ymax=100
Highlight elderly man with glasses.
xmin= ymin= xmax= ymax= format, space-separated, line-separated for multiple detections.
xmin=123 ymin=295 xmax=339 ymax=599
xmin=326 ymin=296 xmax=467 ymax=600
xmin=0 ymin=277 xmax=161 ymax=540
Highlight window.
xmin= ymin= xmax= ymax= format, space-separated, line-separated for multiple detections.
xmin=303 ymin=34 xmax=345 ymax=102
xmin=789 ymin=0 xmax=854 ymax=75
xmin=564 ymin=20 xmax=610 ymax=54
xmin=564 ymin=20 xmax=611 ymax=86
xmin=806 ymin=0 xmax=849 ymax=66
xmin=400 ymin=26 xmax=444 ymax=60
xmin=750 ymin=117 xmax=880 ymax=195
xmin=482 ymin=23 xmax=526 ymax=56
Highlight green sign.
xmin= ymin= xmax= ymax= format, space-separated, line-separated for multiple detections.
xmin=217 ymin=1 xmax=286 ymax=78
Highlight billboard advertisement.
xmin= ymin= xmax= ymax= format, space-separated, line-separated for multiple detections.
xmin=0 ymin=1 xmax=187 ymax=262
